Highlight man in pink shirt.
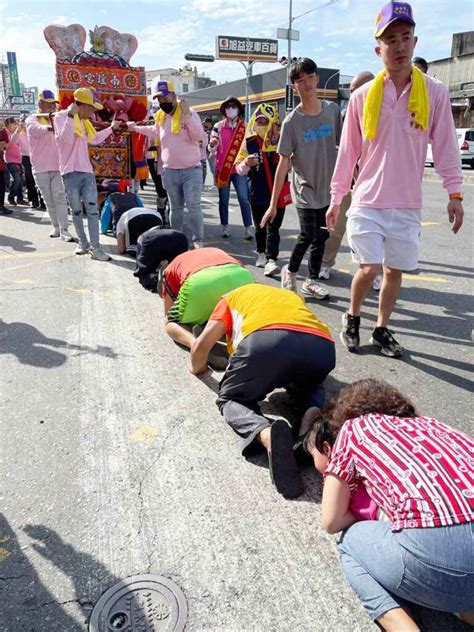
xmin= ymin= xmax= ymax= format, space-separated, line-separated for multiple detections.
xmin=54 ymin=87 xmax=121 ymax=261
xmin=327 ymin=1 xmax=463 ymax=358
xmin=4 ymin=118 xmax=26 ymax=206
xmin=26 ymin=90 xmax=74 ymax=241
xmin=128 ymin=80 xmax=205 ymax=248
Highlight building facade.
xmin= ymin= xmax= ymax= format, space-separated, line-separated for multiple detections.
xmin=146 ymin=65 xmax=216 ymax=100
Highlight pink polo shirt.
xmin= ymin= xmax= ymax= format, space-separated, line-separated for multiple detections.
xmin=133 ymin=110 xmax=203 ymax=170
xmin=5 ymin=132 xmax=21 ymax=164
xmin=330 ymin=74 xmax=462 ymax=209
xmin=26 ymin=114 xmax=60 ymax=173
xmin=54 ymin=107 xmax=113 ymax=176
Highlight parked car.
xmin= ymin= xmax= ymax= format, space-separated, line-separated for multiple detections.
xmin=425 ymin=128 xmax=474 ymax=168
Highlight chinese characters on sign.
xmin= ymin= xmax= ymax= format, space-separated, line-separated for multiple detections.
xmin=216 ymin=36 xmax=278 ymax=62
xmin=56 ymin=64 xmax=146 ymax=96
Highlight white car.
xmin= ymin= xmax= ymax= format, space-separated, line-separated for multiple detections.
xmin=425 ymin=128 xmax=474 ymax=168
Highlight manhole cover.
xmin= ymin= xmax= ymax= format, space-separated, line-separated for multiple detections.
xmin=89 ymin=574 xmax=187 ymax=632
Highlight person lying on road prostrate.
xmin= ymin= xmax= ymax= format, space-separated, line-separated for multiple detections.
xmin=133 ymin=228 xmax=189 ymax=293
xmin=190 ymin=283 xmax=335 ymax=499
xmin=115 ymin=206 xmax=162 ymax=255
xmin=303 ymin=378 xmax=474 ymax=632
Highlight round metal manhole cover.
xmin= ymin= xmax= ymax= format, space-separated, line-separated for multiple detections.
xmin=89 ymin=574 xmax=187 ymax=632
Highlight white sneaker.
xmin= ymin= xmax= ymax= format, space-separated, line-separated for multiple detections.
xmin=60 ymin=230 xmax=75 ymax=242
xmin=318 ymin=266 xmax=331 ymax=280
xmin=222 ymin=225 xmax=230 ymax=238
xmin=373 ymin=274 xmax=382 ymax=291
xmin=255 ymin=252 xmax=266 ymax=267
xmin=281 ymin=264 xmax=297 ymax=292
xmin=264 ymin=259 xmax=280 ymax=277
xmin=75 ymin=243 xmax=90 ymax=255
xmin=49 ymin=228 xmax=60 ymax=238
xmin=301 ymin=279 xmax=330 ymax=300
xmin=90 ymin=247 xmax=111 ymax=261
xmin=193 ymin=240 xmax=204 ymax=249
xmin=243 ymin=226 xmax=253 ymax=240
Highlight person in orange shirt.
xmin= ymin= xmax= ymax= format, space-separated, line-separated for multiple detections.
xmin=190 ymin=283 xmax=335 ymax=499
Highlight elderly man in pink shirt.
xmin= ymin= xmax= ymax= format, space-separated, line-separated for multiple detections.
xmin=128 ymin=80 xmax=205 ymax=248
xmin=26 ymin=90 xmax=74 ymax=240
xmin=54 ymin=87 xmax=121 ymax=261
xmin=326 ymin=1 xmax=463 ymax=358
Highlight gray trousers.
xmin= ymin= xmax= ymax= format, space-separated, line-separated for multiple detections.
xmin=216 ymin=329 xmax=336 ymax=456
xmin=34 ymin=171 xmax=69 ymax=232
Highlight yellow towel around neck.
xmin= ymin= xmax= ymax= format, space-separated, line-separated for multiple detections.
xmin=73 ymin=113 xmax=96 ymax=140
xmin=363 ymin=65 xmax=429 ymax=141
xmin=154 ymin=102 xmax=182 ymax=134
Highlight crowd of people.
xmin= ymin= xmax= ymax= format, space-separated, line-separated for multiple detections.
xmin=0 ymin=2 xmax=472 ymax=630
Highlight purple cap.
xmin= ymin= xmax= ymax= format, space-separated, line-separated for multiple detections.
xmin=153 ymin=80 xmax=175 ymax=98
xmin=375 ymin=2 xmax=415 ymax=37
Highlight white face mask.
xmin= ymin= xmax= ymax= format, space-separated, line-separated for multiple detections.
xmin=225 ymin=107 xmax=239 ymax=119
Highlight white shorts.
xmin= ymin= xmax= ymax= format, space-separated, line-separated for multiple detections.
xmin=346 ymin=207 xmax=422 ymax=270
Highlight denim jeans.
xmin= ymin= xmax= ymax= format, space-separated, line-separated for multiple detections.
xmin=338 ymin=520 xmax=474 ymax=621
xmin=162 ymin=165 xmax=204 ymax=242
xmin=6 ymin=163 xmax=23 ymax=202
xmin=218 ymin=173 xmax=252 ymax=227
xmin=62 ymin=172 xmax=100 ymax=249
xmin=288 ymin=206 xmax=329 ymax=280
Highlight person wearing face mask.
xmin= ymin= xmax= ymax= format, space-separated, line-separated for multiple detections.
xmin=235 ymin=104 xmax=287 ymax=276
xmin=209 ymin=97 xmax=253 ymax=240
xmin=128 ymin=80 xmax=206 ymax=249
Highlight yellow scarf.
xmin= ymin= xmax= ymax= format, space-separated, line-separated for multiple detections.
xmin=73 ymin=113 xmax=96 ymax=140
xmin=154 ymin=102 xmax=182 ymax=134
xmin=236 ymin=103 xmax=280 ymax=164
xmin=36 ymin=111 xmax=50 ymax=126
xmin=363 ymin=65 xmax=429 ymax=141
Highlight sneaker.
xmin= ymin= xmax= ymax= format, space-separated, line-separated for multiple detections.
xmin=371 ymin=327 xmax=403 ymax=358
xmin=301 ymin=279 xmax=330 ymax=300
xmin=243 ymin=226 xmax=253 ymax=240
xmin=90 ymin=247 xmax=111 ymax=261
xmin=340 ymin=312 xmax=360 ymax=352
xmin=264 ymin=259 xmax=280 ymax=277
xmin=373 ymin=274 xmax=382 ymax=291
xmin=75 ymin=243 xmax=90 ymax=255
xmin=157 ymin=196 xmax=167 ymax=211
xmin=0 ymin=206 xmax=13 ymax=215
xmin=222 ymin=225 xmax=230 ymax=238
xmin=60 ymin=230 xmax=75 ymax=242
xmin=255 ymin=252 xmax=266 ymax=268
xmin=281 ymin=264 xmax=297 ymax=292
xmin=318 ymin=266 xmax=331 ymax=280
xmin=49 ymin=228 xmax=60 ymax=238
xmin=193 ymin=240 xmax=204 ymax=249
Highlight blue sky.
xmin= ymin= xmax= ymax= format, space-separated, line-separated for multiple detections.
xmin=0 ymin=0 xmax=472 ymax=93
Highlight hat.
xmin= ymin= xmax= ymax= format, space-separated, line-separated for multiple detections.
xmin=38 ymin=89 xmax=58 ymax=103
xmin=73 ymin=87 xmax=103 ymax=110
xmin=153 ymin=80 xmax=176 ymax=98
xmin=375 ymin=2 xmax=415 ymax=38
xmin=219 ymin=96 xmax=244 ymax=117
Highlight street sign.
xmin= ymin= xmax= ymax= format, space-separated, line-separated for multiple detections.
xmin=285 ymin=84 xmax=294 ymax=112
xmin=216 ymin=36 xmax=278 ymax=62
xmin=10 ymin=95 xmax=24 ymax=105
xmin=184 ymin=54 xmax=215 ymax=63
xmin=6 ymin=52 xmax=21 ymax=96
xmin=277 ymin=28 xmax=300 ymax=41
xmin=23 ymin=91 xmax=35 ymax=105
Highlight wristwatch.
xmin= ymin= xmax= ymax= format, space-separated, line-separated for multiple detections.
xmin=449 ymin=193 xmax=463 ymax=201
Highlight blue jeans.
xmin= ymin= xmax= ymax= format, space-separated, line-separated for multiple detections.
xmin=218 ymin=173 xmax=252 ymax=227
xmin=162 ymin=165 xmax=204 ymax=242
xmin=338 ymin=520 xmax=474 ymax=621
xmin=62 ymin=172 xmax=100 ymax=249
xmin=6 ymin=163 xmax=23 ymax=202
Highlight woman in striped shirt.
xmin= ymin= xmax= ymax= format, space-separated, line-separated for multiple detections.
xmin=304 ymin=379 xmax=474 ymax=631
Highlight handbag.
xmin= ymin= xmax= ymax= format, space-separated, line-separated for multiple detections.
xmin=261 ymin=151 xmax=292 ymax=208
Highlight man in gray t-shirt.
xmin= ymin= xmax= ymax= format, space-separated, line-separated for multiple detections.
xmin=262 ymin=58 xmax=342 ymax=300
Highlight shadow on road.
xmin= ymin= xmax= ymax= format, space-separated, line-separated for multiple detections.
xmin=0 ymin=234 xmax=36 ymax=253
xmin=0 ymin=320 xmax=118 ymax=368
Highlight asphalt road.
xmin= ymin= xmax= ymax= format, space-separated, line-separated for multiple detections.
xmin=0 ymin=176 xmax=473 ymax=632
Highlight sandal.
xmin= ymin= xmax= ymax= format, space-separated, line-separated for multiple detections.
xmin=269 ymin=420 xmax=304 ymax=499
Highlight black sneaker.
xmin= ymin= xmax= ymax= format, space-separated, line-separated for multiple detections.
xmin=371 ymin=327 xmax=403 ymax=358
xmin=340 ymin=312 xmax=360 ymax=352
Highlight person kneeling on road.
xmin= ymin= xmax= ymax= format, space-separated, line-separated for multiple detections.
xmin=134 ymin=227 xmax=189 ymax=293
xmin=162 ymin=248 xmax=254 ymax=368
xmin=190 ymin=283 xmax=335 ymax=499
xmin=116 ymin=206 xmax=162 ymax=254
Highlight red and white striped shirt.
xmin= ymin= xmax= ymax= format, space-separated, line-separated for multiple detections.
xmin=325 ymin=414 xmax=474 ymax=531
